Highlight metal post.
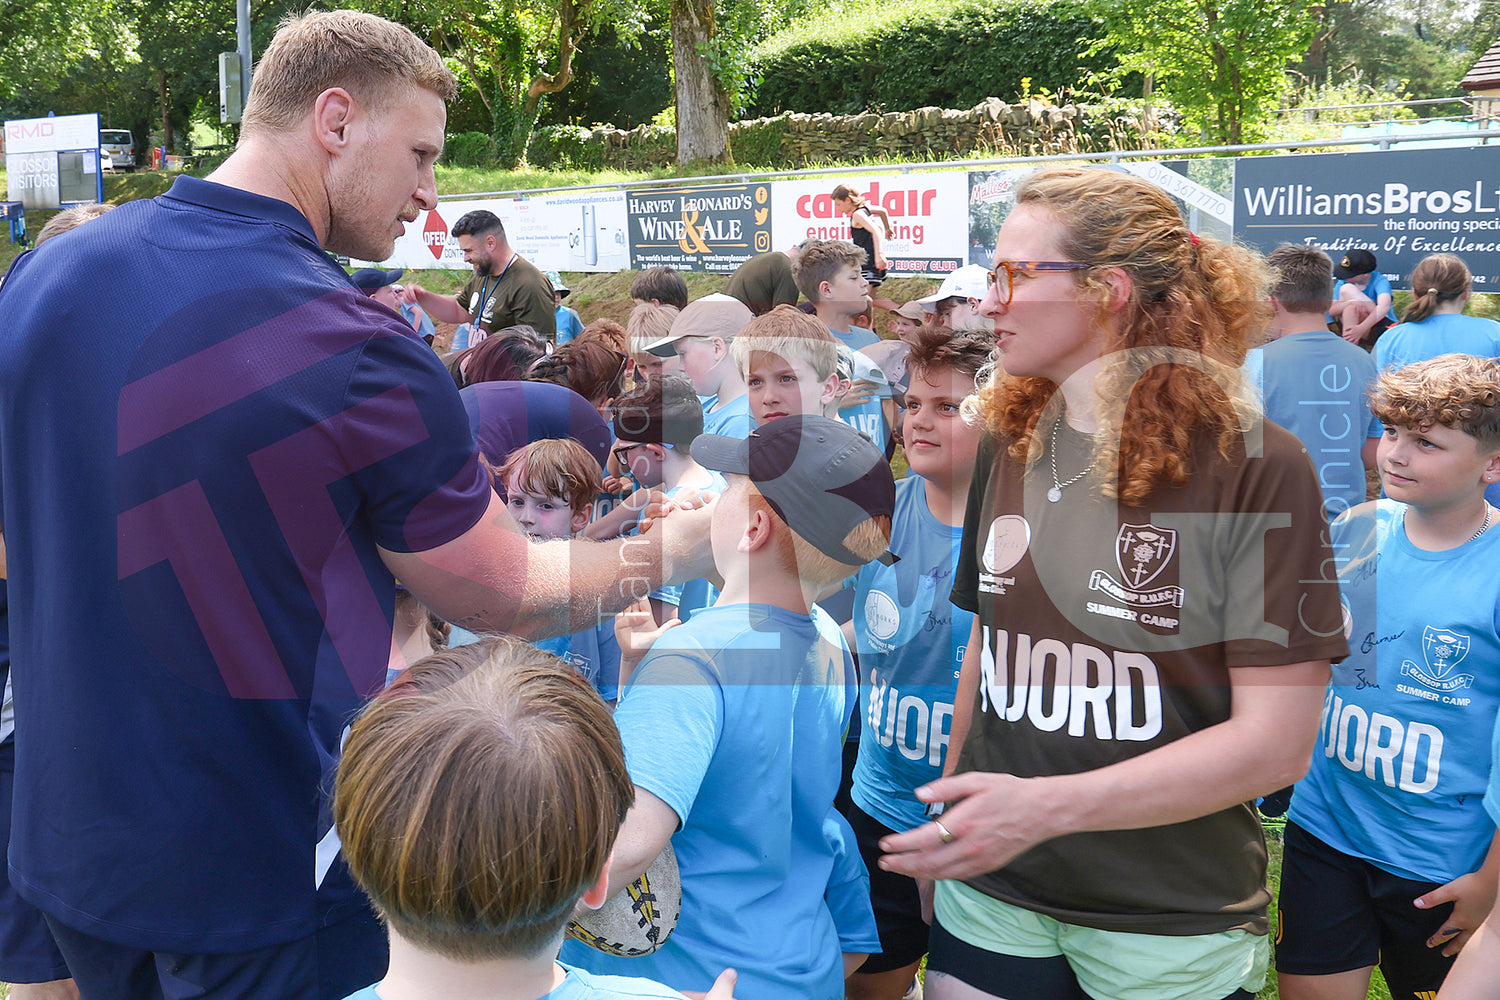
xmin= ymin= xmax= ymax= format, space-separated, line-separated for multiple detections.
xmin=237 ymin=0 xmax=252 ymax=106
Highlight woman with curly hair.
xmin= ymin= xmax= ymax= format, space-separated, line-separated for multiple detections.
xmin=878 ymin=166 xmax=1349 ymax=1000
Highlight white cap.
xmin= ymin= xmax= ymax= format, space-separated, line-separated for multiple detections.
xmin=916 ymin=264 xmax=990 ymax=304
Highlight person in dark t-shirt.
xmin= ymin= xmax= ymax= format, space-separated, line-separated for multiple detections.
xmin=879 ymin=166 xmax=1347 ymax=1000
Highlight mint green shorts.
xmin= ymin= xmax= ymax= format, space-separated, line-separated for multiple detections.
xmin=934 ymin=879 xmax=1270 ymax=1000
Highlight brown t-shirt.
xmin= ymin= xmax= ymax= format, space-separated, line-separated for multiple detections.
xmin=950 ymin=409 xmax=1348 ymax=936
xmin=456 ymin=253 xmax=556 ymax=340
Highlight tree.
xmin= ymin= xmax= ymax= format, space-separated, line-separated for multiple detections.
xmin=0 ymin=0 xmax=131 ymax=102
xmin=1295 ymin=0 xmax=1471 ymax=101
xmin=670 ymin=0 xmax=804 ymax=169
xmin=1090 ymin=0 xmax=1315 ymax=144
xmin=352 ymin=0 xmax=647 ymax=167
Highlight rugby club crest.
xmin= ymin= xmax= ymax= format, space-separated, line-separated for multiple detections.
xmin=1088 ymin=524 xmax=1184 ymax=610
xmin=1401 ymin=626 xmax=1476 ymax=693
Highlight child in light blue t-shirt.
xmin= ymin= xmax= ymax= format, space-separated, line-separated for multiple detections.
xmin=449 ymin=439 xmax=620 ymax=702
xmin=846 ymin=327 xmax=989 ymax=1000
xmin=610 ymin=376 xmax=724 ymax=628
xmin=561 ymin=415 xmax=896 ymax=1000
xmin=1277 ymin=355 xmax=1500 ymax=1000
xmin=334 ymin=637 xmax=736 ymax=1000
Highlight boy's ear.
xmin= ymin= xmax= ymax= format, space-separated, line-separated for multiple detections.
xmin=818 ymin=279 xmax=834 ymax=301
xmin=817 ymin=372 xmax=841 ymax=407
xmin=1482 ymin=448 xmax=1500 ymax=485
xmin=579 ymin=848 xmax=614 ymax=910
xmin=570 ymin=507 xmax=592 ymax=536
xmin=739 ymin=504 xmax=776 ymax=555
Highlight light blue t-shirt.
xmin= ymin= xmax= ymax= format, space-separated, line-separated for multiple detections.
xmin=1288 ymin=500 xmax=1500 ymax=883
xmin=1373 ymin=312 xmax=1500 ymax=372
xmin=823 ymin=810 xmax=881 ymax=954
xmin=831 ymin=331 xmax=893 ymax=452
xmin=561 ymin=603 xmax=854 ymax=1000
xmin=649 ymin=470 xmax=727 ymax=624
xmin=556 ymin=305 xmax=584 ymax=345
xmin=700 ymin=393 xmax=753 ymax=439
xmin=831 ymin=326 xmax=882 ymax=352
xmin=341 ymin=964 xmax=690 ymax=1000
xmin=1334 ymin=271 xmax=1398 ymax=326
xmin=447 ymin=621 xmax=620 ymax=702
xmin=1486 ymin=710 xmax=1500 ymax=827
xmin=536 ymin=623 xmax=622 ymax=702
xmin=851 ymin=475 xmax=970 ymax=832
xmin=1244 ymin=330 xmax=1376 ymax=521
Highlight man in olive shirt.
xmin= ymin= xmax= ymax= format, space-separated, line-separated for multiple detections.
xmin=404 ymin=209 xmax=556 ymax=343
xmin=725 ymin=246 xmax=801 ymax=316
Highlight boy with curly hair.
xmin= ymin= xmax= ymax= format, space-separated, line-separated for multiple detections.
xmin=1277 ymin=354 xmax=1500 ymax=1000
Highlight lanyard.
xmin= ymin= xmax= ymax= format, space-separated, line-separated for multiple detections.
xmin=470 ymin=254 xmax=514 ymax=324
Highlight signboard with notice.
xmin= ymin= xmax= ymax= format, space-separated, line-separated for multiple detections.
xmin=626 ymin=183 xmax=772 ymax=274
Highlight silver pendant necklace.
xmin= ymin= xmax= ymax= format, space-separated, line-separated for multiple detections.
xmin=1048 ymin=414 xmax=1095 ymax=502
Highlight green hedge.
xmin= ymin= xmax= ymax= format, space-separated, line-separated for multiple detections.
xmin=528 ymin=124 xmax=676 ymax=172
xmin=442 ymin=131 xmax=496 ymax=167
xmin=747 ymin=0 xmax=1127 ymax=116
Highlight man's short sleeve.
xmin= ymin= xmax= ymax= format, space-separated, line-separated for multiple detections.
xmin=342 ymin=325 xmax=491 ymax=553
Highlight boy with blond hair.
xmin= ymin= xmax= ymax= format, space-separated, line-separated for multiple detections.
xmin=626 ymin=303 xmax=681 ymax=381
xmin=562 ymin=416 xmax=895 ymax=1000
xmin=731 ymin=304 xmax=841 ymax=425
xmin=334 ymin=637 xmax=736 ymax=1000
xmin=1277 ymin=354 xmax=1500 ymax=1000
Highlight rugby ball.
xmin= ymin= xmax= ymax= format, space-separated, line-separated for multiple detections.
xmin=567 ymin=844 xmax=681 ymax=957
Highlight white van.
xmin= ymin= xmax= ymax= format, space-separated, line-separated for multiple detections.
xmin=100 ymin=129 xmax=137 ymax=170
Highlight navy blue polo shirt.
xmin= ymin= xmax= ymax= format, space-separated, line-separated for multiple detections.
xmin=0 ymin=176 xmax=491 ymax=951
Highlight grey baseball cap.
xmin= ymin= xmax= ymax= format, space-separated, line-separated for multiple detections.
xmin=692 ymin=415 xmax=897 ymax=566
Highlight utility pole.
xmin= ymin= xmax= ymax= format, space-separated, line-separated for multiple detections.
xmin=237 ymin=0 xmax=252 ymax=104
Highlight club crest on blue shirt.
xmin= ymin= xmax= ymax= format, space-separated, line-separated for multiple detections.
xmin=1401 ymin=626 xmax=1476 ymax=693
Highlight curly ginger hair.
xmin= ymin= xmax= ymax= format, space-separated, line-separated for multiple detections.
xmin=969 ymin=166 xmax=1272 ymax=506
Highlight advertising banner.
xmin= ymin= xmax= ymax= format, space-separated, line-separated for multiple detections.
xmin=1233 ymin=146 xmax=1500 ymax=289
xmin=376 ymin=191 xmax=630 ymax=273
xmin=627 ymin=183 xmax=772 ymax=273
xmin=771 ymin=172 xmax=968 ymax=277
xmin=4 ymin=113 xmax=99 ymax=155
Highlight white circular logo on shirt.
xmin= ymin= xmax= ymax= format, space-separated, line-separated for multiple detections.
xmin=864 ymin=590 xmax=901 ymax=641
xmin=983 ymin=515 xmax=1031 ymax=575
xmin=1341 ymin=597 xmax=1354 ymax=641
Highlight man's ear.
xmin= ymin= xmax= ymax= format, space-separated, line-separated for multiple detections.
xmin=313 ymin=88 xmax=356 ymax=152
xmin=1269 ymin=295 xmax=1286 ymax=317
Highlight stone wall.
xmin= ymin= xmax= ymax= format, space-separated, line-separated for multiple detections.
xmin=532 ymin=98 xmax=1144 ymax=171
